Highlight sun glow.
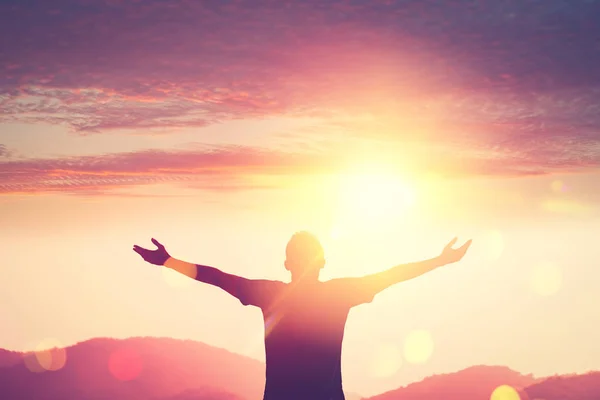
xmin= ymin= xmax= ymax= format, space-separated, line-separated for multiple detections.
xmin=330 ymin=168 xmax=416 ymax=236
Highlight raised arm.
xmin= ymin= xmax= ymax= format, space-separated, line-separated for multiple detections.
xmin=133 ymin=238 xmax=279 ymax=307
xmin=333 ymin=238 xmax=472 ymax=306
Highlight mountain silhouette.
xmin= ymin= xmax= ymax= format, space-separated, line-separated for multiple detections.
xmin=154 ymin=387 xmax=244 ymax=400
xmin=522 ymin=371 xmax=600 ymax=400
xmin=365 ymin=365 xmax=541 ymax=400
xmin=1 ymin=337 xmax=599 ymax=400
xmin=0 ymin=337 xmax=264 ymax=400
xmin=0 ymin=349 xmax=22 ymax=368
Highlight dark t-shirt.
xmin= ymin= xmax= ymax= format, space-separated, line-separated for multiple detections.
xmin=236 ymin=278 xmax=378 ymax=400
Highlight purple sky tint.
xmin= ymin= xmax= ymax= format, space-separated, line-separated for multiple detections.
xmin=1 ymin=0 xmax=599 ymax=193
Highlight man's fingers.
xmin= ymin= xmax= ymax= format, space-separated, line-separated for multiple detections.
xmin=133 ymin=248 xmax=147 ymax=259
xmin=445 ymin=237 xmax=458 ymax=249
xmin=133 ymin=247 xmax=148 ymax=254
xmin=458 ymin=240 xmax=472 ymax=257
xmin=151 ymin=238 xmax=164 ymax=249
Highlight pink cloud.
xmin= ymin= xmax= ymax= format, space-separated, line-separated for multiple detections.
xmin=0 ymin=0 xmax=599 ymax=179
xmin=0 ymin=144 xmax=12 ymax=158
xmin=2 ymin=141 xmax=596 ymax=195
xmin=0 ymin=145 xmax=329 ymax=195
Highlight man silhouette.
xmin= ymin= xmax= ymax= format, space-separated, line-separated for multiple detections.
xmin=133 ymin=232 xmax=471 ymax=400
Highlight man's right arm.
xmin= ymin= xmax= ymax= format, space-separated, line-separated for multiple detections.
xmin=163 ymin=257 xmax=261 ymax=303
xmin=133 ymin=238 xmax=278 ymax=307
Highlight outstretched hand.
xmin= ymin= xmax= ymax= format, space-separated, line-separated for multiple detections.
xmin=133 ymin=238 xmax=171 ymax=266
xmin=439 ymin=237 xmax=472 ymax=264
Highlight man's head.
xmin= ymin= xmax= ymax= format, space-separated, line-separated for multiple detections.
xmin=284 ymin=231 xmax=325 ymax=280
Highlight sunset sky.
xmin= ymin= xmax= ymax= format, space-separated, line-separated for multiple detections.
xmin=1 ymin=0 xmax=600 ymax=396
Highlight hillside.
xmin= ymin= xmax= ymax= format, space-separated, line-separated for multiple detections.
xmin=0 ymin=349 xmax=22 ymax=368
xmin=0 ymin=337 xmax=264 ymax=400
xmin=2 ymin=337 xmax=600 ymax=400
xmin=523 ymin=371 xmax=600 ymax=400
xmin=365 ymin=365 xmax=539 ymax=400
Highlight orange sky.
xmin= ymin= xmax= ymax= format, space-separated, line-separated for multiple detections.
xmin=2 ymin=142 xmax=599 ymax=396
xmin=2 ymin=1 xmax=600 ymax=396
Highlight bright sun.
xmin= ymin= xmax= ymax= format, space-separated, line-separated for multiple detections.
xmin=331 ymin=168 xmax=416 ymax=237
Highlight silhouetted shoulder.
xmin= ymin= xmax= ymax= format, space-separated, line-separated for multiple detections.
xmin=236 ymin=279 xmax=286 ymax=308
xmin=325 ymin=277 xmax=378 ymax=307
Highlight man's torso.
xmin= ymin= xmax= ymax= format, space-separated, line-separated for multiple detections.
xmin=261 ymin=281 xmax=352 ymax=400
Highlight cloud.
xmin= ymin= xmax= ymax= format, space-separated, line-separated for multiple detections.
xmin=0 ymin=144 xmax=11 ymax=158
xmin=0 ymin=145 xmax=330 ymax=195
xmin=2 ymin=140 xmax=597 ymax=195
xmin=1 ymin=0 xmax=599 ymax=178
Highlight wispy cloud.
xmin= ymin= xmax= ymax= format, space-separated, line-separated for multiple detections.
xmin=2 ymin=139 xmax=598 ymax=195
xmin=0 ymin=144 xmax=11 ymax=158
xmin=0 ymin=145 xmax=329 ymax=195
xmin=1 ymin=0 xmax=599 ymax=184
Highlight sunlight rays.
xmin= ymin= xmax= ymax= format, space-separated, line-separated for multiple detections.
xmin=369 ymin=342 xmax=402 ymax=378
xmin=403 ymin=329 xmax=434 ymax=365
xmin=328 ymin=166 xmax=417 ymax=239
xmin=531 ymin=261 xmax=563 ymax=296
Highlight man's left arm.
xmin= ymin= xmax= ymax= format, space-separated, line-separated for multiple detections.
xmin=332 ymin=238 xmax=472 ymax=306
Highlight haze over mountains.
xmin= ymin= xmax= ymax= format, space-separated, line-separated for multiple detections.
xmin=0 ymin=337 xmax=263 ymax=400
xmin=0 ymin=337 xmax=598 ymax=400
